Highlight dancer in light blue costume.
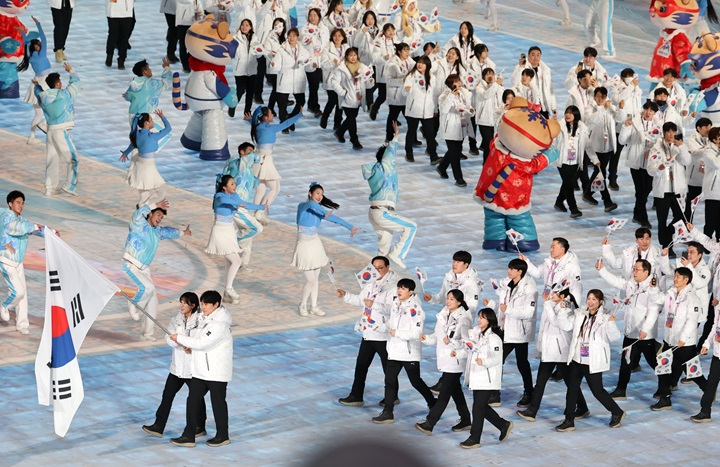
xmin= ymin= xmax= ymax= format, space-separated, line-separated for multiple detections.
xmin=124 ymin=58 xmax=173 ymax=124
xmin=362 ymin=121 xmax=416 ymax=270
xmin=122 ymin=200 xmax=191 ymax=340
xmin=222 ymin=142 xmax=264 ymax=269
xmin=35 ymin=62 xmax=80 ymax=197
xmin=120 ymin=110 xmax=173 ymax=207
xmin=292 ymin=183 xmax=358 ymax=317
xmin=206 ymin=174 xmax=266 ymax=305
xmin=0 ymin=190 xmax=56 ymax=335
xmin=17 ymin=16 xmax=51 ymax=144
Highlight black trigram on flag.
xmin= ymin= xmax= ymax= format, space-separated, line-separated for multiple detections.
xmin=71 ymin=294 xmax=85 ymax=328
xmin=53 ymin=378 xmax=72 ymax=400
xmin=49 ymin=270 xmax=61 ymax=291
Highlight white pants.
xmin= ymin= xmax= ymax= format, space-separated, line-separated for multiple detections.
xmin=301 ymin=268 xmax=321 ymax=309
xmin=558 ymin=0 xmax=570 ymax=21
xmin=46 ymin=127 xmax=79 ymax=193
xmin=254 ymin=179 xmax=281 ymax=207
xmin=0 ymin=259 xmax=29 ymax=331
xmin=233 ymin=208 xmax=264 ymax=265
xmin=585 ymin=0 xmax=614 ymax=56
xmin=123 ymin=261 xmax=158 ymax=337
xmin=138 ymin=185 xmax=167 ymax=208
xmin=368 ymin=207 xmax=417 ymax=260
xmin=488 ymin=0 xmax=497 ymax=27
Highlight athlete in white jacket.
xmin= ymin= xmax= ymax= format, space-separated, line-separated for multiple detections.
xmin=563 ymin=48 xmax=610 ymax=91
xmin=511 ymin=46 xmax=556 ymax=118
xmin=660 ymin=242 xmax=711 ymax=324
xmin=610 ymin=69 xmax=643 ymax=189
xmin=473 ymin=69 xmax=504 ymax=162
xmin=685 ymin=122 xmax=713 ymax=219
xmin=694 ymin=303 xmax=720 ymax=421
xmin=423 ymin=250 xmax=481 ymax=313
xmin=522 ymin=237 xmax=582 ymax=301
xmin=601 ymin=227 xmax=662 ymax=281
xmin=231 ymin=20 xmax=262 ymax=118
xmin=403 ymin=57 xmax=438 ymax=162
xmin=272 ymin=30 xmax=311 ymax=124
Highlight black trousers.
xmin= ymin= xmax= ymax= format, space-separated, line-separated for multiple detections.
xmin=438 ymin=140 xmax=465 ymax=183
xmin=564 ymin=361 xmax=622 ymax=420
xmin=468 ymin=116 xmax=478 ymax=152
xmin=705 ymin=200 xmax=720 ymax=240
xmin=305 ymin=69 xmax=322 ymax=113
xmin=177 ymin=25 xmax=190 ymax=71
xmin=154 ymin=373 xmax=206 ymax=430
xmin=685 ymin=185 xmax=702 ymax=221
xmin=386 ymin=105 xmax=405 ymax=142
xmin=425 ymin=372 xmax=470 ymax=427
xmin=585 ymin=151 xmax=615 ymax=207
xmin=339 ymin=107 xmax=360 ymax=143
xmin=383 ymin=359 xmax=435 ymax=412
xmin=51 ymin=2 xmax=73 ymax=52
xmin=528 ymin=361 xmax=573 ymax=412
xmin=183 ymin=378 xmax=229 ymax=440
xmin=321 ymin=91 xmax=343 ymax=129
xmin=699 ymin=296 xmax=716 ymax=352
xmin=616 ymin=337 xmax=658 ymax=390
xmin=405 ymin=117 xmax=437 ymax=159
xmin=478 ymin=124 xmax=494 ymax=163
xmin=657 ymin=341 xmax=707 ymax=398
xmin=610 ymin=134 xmax=622 ymax=183
xmin=468 ymin=389 xmax=508 ymax=443
xmin=164 ymin=13 xmax=178 ymax=56
xmin=267 ymin=74 xmax=278 ymax=112
xmin=276 ymin=92 xmax=306 ymax=123
xmin=655 ymin=192 xmax=684 ymax=248
xmin=371 ymin=82 xmax=387 ymax=115
xmin=106 ymin=17 xmax=133 ymax=62
xmin=701 ymin=356 xmax=720 ymax=414
xmin=234 ymin=75 xmax=257 ymax=116
xmin=630 ymin=168 xmax=653 ymax=223
xmin=254 ymin=56 xmax=267 ymax=100
xmin=349 ymin=339 xmax=388 ymax=398
xmin=557 ymin=164 xmax=580 ymax=211
xmin=503 ymin=342 xmax=534 ymax=394
xmin=366 ymin=67 xmax=378 ymax=107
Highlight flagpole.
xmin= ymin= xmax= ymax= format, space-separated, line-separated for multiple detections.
xmin=118 ymin=290 xmax=171 ymax=335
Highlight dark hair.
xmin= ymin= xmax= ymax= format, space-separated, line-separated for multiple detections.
xmin=238 ymin=142 xmax=255 ymax=154
xmin=453 ymin=250 xmax=472 ymax=265
xmin=272 ymin=18 xmax=287 ymax=43
xmin=6 ymin=190 xmax=24 ymax=204
xmin=409 ymin=55 xmax=432 ymax=88
xmin=620 ymin=68 xmax=635 ymax=78
xmin=344 ymin=47 xmax=359 ymax=60
xmin=375 ymin=144 xmax=388 ymax=163
xmin=583 ymin=46 xmax=598 ymax=58
xmin=473 ymin=43 xmax=488 ymax=58
xmin=251 ymin=106 xmax=273 ymax=143
xmin=594 ymin=86 xmax=608 ymax=97
xmin=287 ymin=27 xmax=300 ymax=37
xmin=502 ymin=89 xmax=516 ymax=103
xmin=372 ymin=256 xmax=390 ymax=267
xmin=587 ymin=289 xmax=604 ymax=303
xmin=45 ymin=72 xmax=61 ymax=89
xmin=330 ymin=27 xmax=348 ymax=45
xmin=446 ymin=47 xmax=465 ymax=73
xmin=558 ymin=288 xmax=578 ymax=309
xmin=447 ymin=289 xmax=469 ymax=310
xmin=635 ymin=227 xmax=651 ymax=239
xmin=553 ymin=237 xmax=569 ymax=253
xmin=696 ymin=117 xmax=713 ymax=129
xmin=382 ymin=23 xmax=395 ymax=35
xmin=217 ymin=174 xmax=234 ymax=193
xmin=132 ymin=60 xmax=149 ymax=77
xmin=200 ymin=290 xmax=223 ymax=306
xmin=445 ymin=73 xmax=461 ymax=89
xmin=362 ymin=10 xmax=377 ymax=27
xmin=662 ymin=121 xmax=678 ymax=133
xmin=423 ymin=41 xmax=435 ymax=53
xmin=309 ymin=183 xmax=340 ymax=210
xmin=478 ymin=308 xmax=503 ymax=339
xmin=653 ymin=87 xmax=669 ymax=97
xmin=458 ymin=21 xmax=475 ymax=49
xmin=675 ymin=267 xmax=693 ymax=283
xmin=576 ymin=69 xmax=592 ymax=81
xmin=150 ymin=206 xmax=168 ymax=216
xmin=528 ymin=45 xmax=542 ymax=55
xmin=642 ymin=100 xmax=659 ymax=112
xmin=17 ymin=38 xmax=42 ymax=72
xmin=565 ymin=105 xmax=581 ymax=137
xmin=663 ymin=67 xmax=678 ymax=78
xmin=507 ymin=258 xmax=528 ymax=278
xmin=481 ymin=67 xmax=495 ymax=79
xmin=636 ymin=259 xmax=652 ymax=274
xmin=687 ymin=241 xmax=706 ymax=256
xmin=307 ymin=8 xmax=322 ymax=23
xmin=239 ymin=18 xmax=255 ymax=49
xmin=710 ymin=127 xmax=720 ymax=142
xmin=395 ymin=42 xmax=410 ymax=56
xmin=521 ymin=68 xmax=535 ymax=79
xmin=179 ymin=291 xmax=200 ymax=313
xmin=326 ymin=0 xmax=344 ymax=17
xmin=397 ymin=278 xmax=416 ymax=291
xmin=130 ymin=113 xmax=152 ymax=148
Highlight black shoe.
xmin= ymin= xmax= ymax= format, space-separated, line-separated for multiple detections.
xmin=352 ymin=142 xmax=363 ymax=150
xmin=459 ymin=153 xmax=468 ymax=160
xmin=253 ymin=96 xmax=264 ymax=104
xmin=282 ymin=129 xmax=290 ymax=134
xmin=170 ymin=435 xmax=196 ymax=447
xmin=570 ymin=210 xmax=583 ymax=218
xmin=455 ymin=180 xmax=468 ymax=187
xmin=459 ymin=437 xmax=480 ymax=449
xmin=609 ymin=411 xmax=625 ymax=428
xmin=574 ymin=407 xmax=590 ymax=419
xmin=372 ymin=410 xmax=394 ymax=424
xmin=642 ymin=221 xmax=652 ymax=229
xmin=609 ymin=388 xmax=627 ymax=401
xmin=167 ymin=54 xmax=180 ymax=64
xmin=195 ymin=427 xmax=207 ymax=437
xmin=429 ymin=381 xmax=442 ymax=395
xmin=413 ymin=140 xmax=423 ymax=148
xmin=499 ymin=420 xmax=513 ymax=441
xmin=319 ymin=118 xmax=328 ymax=129
xmin=555 ymin=418 xmax=575 ymax=432
xmin=290 ymin=124 xmax=296 ymax=132
xmin=339 ymin=395 xmax=364 ymax=406
xmin=313 ymin=110 xmax=322 ymax=118
xmin=670 ymin=384 xmax=678 ymax=391
xmin=582 ymin=194 xmax=599 ymax=205
xmin=228 ymin=107 xmax=236 ymax=118
xmin=488 ymin=392 xmax=501 ymax=407
xmin=405 ymin=154 xmax=415 ymax=162
xmin=369 ymin=107 xmax=378 ymax=121
xmin=651 ymin=397 xmax=672 ymax=411
xmin=554 ymin=202 xmax=567 ymax=212
xmin=451 ymin=419 xmax=472 ymax=431
xmin=415 ymin=421 xmax=433 ymax=435
xmin=206 ymin=436 xmax=231 ymax=447
xmin=118 ymin=61 xmax=125 ymax=70
xmin=436 ymin=167 xmax=449 ymax=179
xmin=681 ymin=377 xmax=693 ymax=384
xmin=469 ymin=147 xmax=480 ymax=156
xmin=379 ymin=398 xmax=400 ymax=407
xmin=142 ymin=423 xmax=163 ymax=438
xmin=334 ymin=130 xmax=346 ymax=143
xmin=517 ymin=392 xmax=532 ymax=408
xmin=604 ymin=202 xmax=618 ymax=212
xmin=182 ymin=67 xmax=190 ymax=73
xmin=517 ymin=408 xmax=537 ymax=422
xmin=609 ymin=181 xmax=619 ymax=191
xmin=668 ymin=250 xmax=677 ymax=259
xmin=429 ymin=156 xmax=441 ymax=165
xmin=105 ymin=56 xmax=112 ymax=67
xmin=691 ymin=411 xmax=712 ymax=423
xmin=288 ymin=99 xmax=295 ymax=106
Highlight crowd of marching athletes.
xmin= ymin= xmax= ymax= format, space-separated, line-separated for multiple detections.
xmin=5 ymin=0 xmax=720 ymax=450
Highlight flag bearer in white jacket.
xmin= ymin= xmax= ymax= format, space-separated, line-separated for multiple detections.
xmin=372 ymin=279 xmax=436 ymax=424
xmin=703 ymin=128 xmax=720 ymax=240
xmin=337 ymin=256 xmax=397 ymax=407
xmin=693 ymin=299 xmax=720 ymax=422
xmin=485 ymin=259 xmax=538 ymax=408
xmin=684 ymin=118 xmax=712 ymax=218
xmin=511 ymin=46 xmax=556 ymax=119
xmin=454 ymin=308 xmax=513 ymax=449
xmin=601 ymin=227 xmax=662 ymax=281
xmin=142 ymin=292 xmax=207 ymax=438
xmin=329 ymin=47 xmax=375 ymax=150
xmin=272 ymin=28 xmax=311 ymax=126
xmin=402 ymin=56 xmax=438 ymax=163
xmin=563 ymin=47 xmax=609 ymax=91
xmin=610 ymin=68 xmax=643 ymax=190
xmin=521 ymin=237 xmax=582 ymax=302
xmin=473 ymin=68 xmax=504 ymax=163
xmin=423 ymin=250 xmax=481 ymax=313
xmin=415 ymin=289 xmax=473 ymax=435
xmin=659 ymin=242 xmax=711 ymax=325
xmin=651 ymin=268 xmax=708 ymax=411
xmin=170 ymin=290 xmax=233 ymax=448
xmin=517 ymin=289 xmax=578 ymax=422
xmin=555 ymin=289 xmax=625 ymax=432
xmin=597 ymin=258 xmax=664 ymax=400
xmin=687 ymin=222 xmax=720 ymax=351
xmin=436 ymin=74 xmax=475 ymax=187
xmin=582 ymin=87 xmax=619 ymax=212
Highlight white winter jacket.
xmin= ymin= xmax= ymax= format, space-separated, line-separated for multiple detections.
xmin=165 ymin=312 xmax=201 ymax=379
xmin=512 ymin=60 xmax=556 ymax=115
xmin=321 ymin=42 xmax=348 ymax=89
xmin=646 ymin=139 xmax=691 ymax=197
xmin=458 ymin=327 xmax=503 ymax=390
xmin=526 ymin=251 xmax=582 ymax=301
xmin=328 ymin=60 xmax=374 ymax=108
xmin=536 ymin=300 xmax=575 ymax=362
xmin=384 ymin=55 xmax=414 ymax=106
xmin=565 ymin=85 xmax=595 ymax=121
xmin=403 ymin=70 xmax=438 ymax=119
xmin=556 ymin=121 xmax=596 ymax=168
xmin=601 ymin=243 xmax=662 ymax=281
xmin=422 ymin=306 xmax=473 ymax=373
xmin=300 ymin=22 xmax=330 ymax=71
xmin=429 ymin=267 xmax=482 ymax=313
xmin=372 ymin=36 xmax=397 ymax=84
xmin=466 ymin=57 xmax=497 ymax=84
xmin=585 ymin=102 xmax=621 ymax=153
xmin=160 ymin=0 xmax=177 ymax=14
xmin=473 ymin=80 xmax=504 ymax=127
xmin=385 ymin=293 xmax=426 ymax=362
xmin=685 ymin=130 xmax=712 ymax=186
xmin=701 ymin=308 xmax=720 ymax=356
xmin=659 ymin=285 xmax=702 ymax=347
xmin=433 ymin=60 xmax=468 ymax=92
xmin=563 ymin=61 xmax=610 ymax=91
xmin=438 ymin=88 xmax=475 ymax=141
xmin=107 ymin=0 xmax=134 ymax=18
xmin=618 ymin=115 xmax=663 ymax=170
xmin=611 ymin=82 xmax=644 ymax=125
xmin=660 ymin=254 xmax=711 ymax=322
xmin=599 ymin=269 xmax=664 ymax=339
xmin=567 ymin=306 xmax=622 ymax=373
xmin=273 ymin=43 xmax=312 ymax=94
xmin=352 ymin=27 xmax=380 ymax=66
xmin=703 ymin=144 xmax=720 ymax=201
xmin=345 ymin=270 xmax=397 ymax=341
xmin=232 ymin=32 xmax=261 ymax=76
xmin=48 ymin=0 xmax=76 ymax=8
xmin=176 ymin=306 xmax=233 ymax=382
xmin=176 ymin=0 xmax=203 ymax=26
xmin=490 ymin=275 xmax=538 ymax=344
xmin=442 ymin=35 xmax=483 ymax=64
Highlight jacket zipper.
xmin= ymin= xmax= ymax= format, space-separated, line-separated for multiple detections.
xmin=603 ymin=347 xmax=608 ymax=364
xmin=206 ymin=354 xmax=210 ymax=371
xmin=712 ymin=175 xmax=717 ymax=192
xmin=486 ymin=368 xmax=491 ymax=383
xmin=521 ymin=320 xmax=527 ymax=335
xmin=556 ymin=338 xmax=562 ymax=355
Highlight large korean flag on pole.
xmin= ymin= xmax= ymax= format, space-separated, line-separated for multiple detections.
xmin=34 ymin=229 xmax=119 ymax=437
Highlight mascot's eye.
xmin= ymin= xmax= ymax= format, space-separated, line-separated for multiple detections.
xmin=659 ymin=6 xmax=666 ymax=12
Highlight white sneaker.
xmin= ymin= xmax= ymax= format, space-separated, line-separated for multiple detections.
xmin=18 ymin=328 xmax=30 ymax=335
xmin=0 ymin=306 xmax=9 ymax=321
xmin=298 ymin=304 xmax=309 ymax=317
xmin=44 ymin=189 xmax=55 ymax=197
xmin=128 ymin=304 xmax=140 ymax=321
xmin=27 ymin=135 xmax=38 ymax=145
xmin=255 ymin=210 xmax=268 ymax=226
xmin=560 ymin=19 xmax=572 ymax=26
xmin=488 ymin=25 xmax=499 ymax=32
xmin=224 ymin=288 xmax=241 ymax=305
xmin=142 ymin=334 xmax=157 ymax=342
xmin=61 ymin=187 xmax=78 ymax=197
xmin=388 ymin=253 xmax=406 ymax=269
xmin=310 ymin=307 xmax=326 ymax=317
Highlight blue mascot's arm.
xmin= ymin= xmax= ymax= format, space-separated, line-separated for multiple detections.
xmin=680 ymin=61 xmax=693 ymax=81
xmin=0 ymin=38 xmax=21 ymax=54
xmin=216 ymin=77 xmax=238 ymax=107
xmin=540 ymin=138 xmax=560 ymax=165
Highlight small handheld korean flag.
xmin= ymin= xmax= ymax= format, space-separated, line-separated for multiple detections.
xmin=505 ymin=229 xmax=525 ymax=253
xmin=35 ymin=230 xmax=120 ymax=437
xmin=690 ymin=194 xmax=703 ymax=223
xmin=327 ymin=259 xmax=338 ymax=289
xmin=605 ymin=218 xmax=628 ymax=238
xmin=669 ymin=220 xmax=689 ymax=248
xmin=489 ymin=278 xmax=500 ymax=291
xmin=356 ymin=263 xmax=379 ymax=289
xmin=685 ymin=355 xmax=703 ymax=379
xmin=591 ymin=170 xmax=606 ymax=193
xmin=655 ymin=348 xmax=674 ymax=376
xmin=415 ymin=267 xmax=427 ymax=294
